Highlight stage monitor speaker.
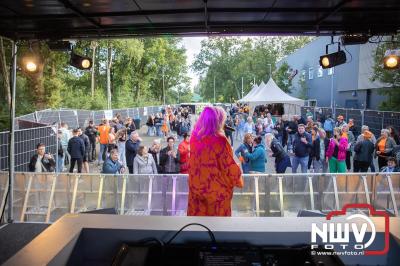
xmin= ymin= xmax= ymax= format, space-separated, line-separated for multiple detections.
xmin=81 ymin=208 xmax=117 ymax=215
xmin=297 ymin=210 xmax=326 ymax=217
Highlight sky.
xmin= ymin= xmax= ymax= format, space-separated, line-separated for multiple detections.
xmin=182 ymin=37 xmax=206 ymax=91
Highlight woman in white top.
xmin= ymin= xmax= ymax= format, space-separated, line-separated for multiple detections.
xmin=243 ymin=116 xmax=254 ymax=134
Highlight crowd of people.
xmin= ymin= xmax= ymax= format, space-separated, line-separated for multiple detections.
xmin=229 ymin=104 xmax=400 ymax=174
xmin=28 ymin=103 xmax=400 ymax=175
xmin=28 ymin=106 xmax=192 ymax=175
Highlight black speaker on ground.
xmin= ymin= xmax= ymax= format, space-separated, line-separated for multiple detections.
xmin=81 ymin=208 xmax=117 ymax=215
xmin=297 ymin=210 xmax=326 ymax=217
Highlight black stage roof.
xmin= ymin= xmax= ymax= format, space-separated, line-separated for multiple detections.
xmin=0 ymin=0 xmax=400 ymax=40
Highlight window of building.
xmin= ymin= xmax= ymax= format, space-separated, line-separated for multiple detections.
xmin=301 ymin=69 xmax=306 ymax=81
xmin=328 ymin=67 xmax=334 ymax=75
xmin=317 ymin=66 xmax=323 ymax=77
xmin=309 ymin=67 xmax=313 ymax=80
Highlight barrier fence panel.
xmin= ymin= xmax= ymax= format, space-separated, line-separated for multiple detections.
xmin=19 ymin=173 xmax=54 ymax=222
xmin=174 ymin=174 xmax=189 ymax=216
xmin=373 ymin=174 xmax=399 ymax=216
xmin=70 ymin=174 xmax=102 ymax=214
xmin=59 ymin=109 xmax=79 ymax=129
xmin=346 ymin=109 xmax=363 ymax=135
xmin=232 ymin=175 xmax=257 ymax=217
xmin=335 ymin=108 xmax=347 ymax=121
xmin=3 ymin=173 xmax=399 ymax=223
xmin=281 ymin=174 xmax=311 ymax=216
xmin=383 ymin=111 xmax=400 ymax=130
xmin=335 ymin=174 xmax=372 ymax=207
xmin=93 ymin=110 xmax=105 ymax=125
xmin=35 ymin=110 xmax=60 ymax=125
xmin=364 ymin=110 xmax=384 ymax=137
xmin=0 ymin=126 xmax=57 ymax=172
xmin=112 ymin=109 xmax=129 ymax=121
xmin=76 ymin=109 xmax=93 ymax=128
xmin=0 ymin=132 xmax=8 ymax=171
xmin=0 ymin=172 xmax=8 ymax=222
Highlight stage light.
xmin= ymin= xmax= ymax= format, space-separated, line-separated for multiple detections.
xmin=81 ymin=58 xmax=91 ymax=69
xmin=21 ymin=53 xmax=39 ymax=73
xmin=319 ymin=50 xmax=346 ymax=69
xmin=383 ymin=49 xmax=400 ymax=69
xmin=70 ymin=52 xmax=92 ymax=70
xmin=321 ymin=57 xmax=330 ymax=68
xmin=26 ymin=61 xmax=37 ymax=72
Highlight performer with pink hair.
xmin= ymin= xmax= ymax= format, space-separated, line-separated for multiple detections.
xmin=188 ymin=106 xmax=243 ymax=216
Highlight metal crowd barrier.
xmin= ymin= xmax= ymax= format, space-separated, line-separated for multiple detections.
xmin=0 ymin=172 xmax=398 ymax=223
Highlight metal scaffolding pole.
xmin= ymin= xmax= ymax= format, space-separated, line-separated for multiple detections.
xmin=8 ymin=41 xmax=17 ymax=222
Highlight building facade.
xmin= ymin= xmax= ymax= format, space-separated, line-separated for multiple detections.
xmin=279 ymin=36 xmax=388 ymax=110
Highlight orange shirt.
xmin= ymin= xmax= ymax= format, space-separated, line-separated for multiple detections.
xmin=187 ymin=134 xmax=243 ymax=216
xmin=98 ymin=125 xmax=110 ymax=144
xmin=378 ymin=137 xmax=387 ymax=152
xmin=342 ymin=132 xmax=348 ymax=139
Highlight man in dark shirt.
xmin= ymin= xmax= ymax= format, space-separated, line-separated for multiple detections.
xmin=125 ymin=131 xmax=141 ymax=174
xmin=291 ymin=124 xmax=312 ymax=173
xmin=67 ymin=128 xmax=85 ymax=173
xmin=286 ymin=115 xmax=298 ymax=152
xmin=159 ymin=136 xmax=180 ymax=174
xmin=85 ymin=120 xmax=97 ymax=162
xmin=78 ymin=127 xmax=91 ymax=173
xmin=28 ymin=143 xmax=56 ymax=172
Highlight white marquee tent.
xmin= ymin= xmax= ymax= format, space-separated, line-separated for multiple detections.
xmin=238 ymin=78 xmax=304 ymax=115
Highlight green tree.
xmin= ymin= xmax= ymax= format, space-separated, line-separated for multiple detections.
xmin=274 ymin=62 xmax=293 ymax=93
xmin=192 ymin=36 xmax=312 ymax=102
xmin=371 ymin=35 xmax=400 ymax=111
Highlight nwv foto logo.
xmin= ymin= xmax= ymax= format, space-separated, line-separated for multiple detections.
xmin=310 ymin=204 xmax=390 ymax=256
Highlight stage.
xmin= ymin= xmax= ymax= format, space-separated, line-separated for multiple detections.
xmin=2 ymin=214 xmax=400 ymax=266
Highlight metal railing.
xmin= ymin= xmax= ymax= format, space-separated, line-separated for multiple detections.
xmin=0 ymin=172 xmax=398 ymax=223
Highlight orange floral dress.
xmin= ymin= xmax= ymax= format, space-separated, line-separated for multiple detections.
xmin=187 ymin=134 xmax=243 ymax=216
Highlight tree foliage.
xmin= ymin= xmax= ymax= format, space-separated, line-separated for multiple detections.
xmin=371 ymin=35 xmax=400 ymax=111
xmin=0 ymin=37 xmax=190 ymax=130
xmin=192 ymin=36 xmax=312 ymax=102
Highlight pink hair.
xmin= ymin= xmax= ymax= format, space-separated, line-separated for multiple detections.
xmin=192 ymin=106 xmax=226 ymax=140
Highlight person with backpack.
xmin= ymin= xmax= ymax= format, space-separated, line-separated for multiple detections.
xmin=323 ymin=115 xmax=335 ymax=138
xmin=266 ymin=133 xmax=291 ymax=173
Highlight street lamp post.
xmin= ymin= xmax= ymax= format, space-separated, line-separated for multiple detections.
xmin=213 ymin=76 xmax=216 ymax=103
xmin=162 ymin=67 xmax=165 ymax=106
xmin=241 ymin=77 xmax=244 ymax=98
xmin=267 ymin=63 xmax=272 ymax=80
